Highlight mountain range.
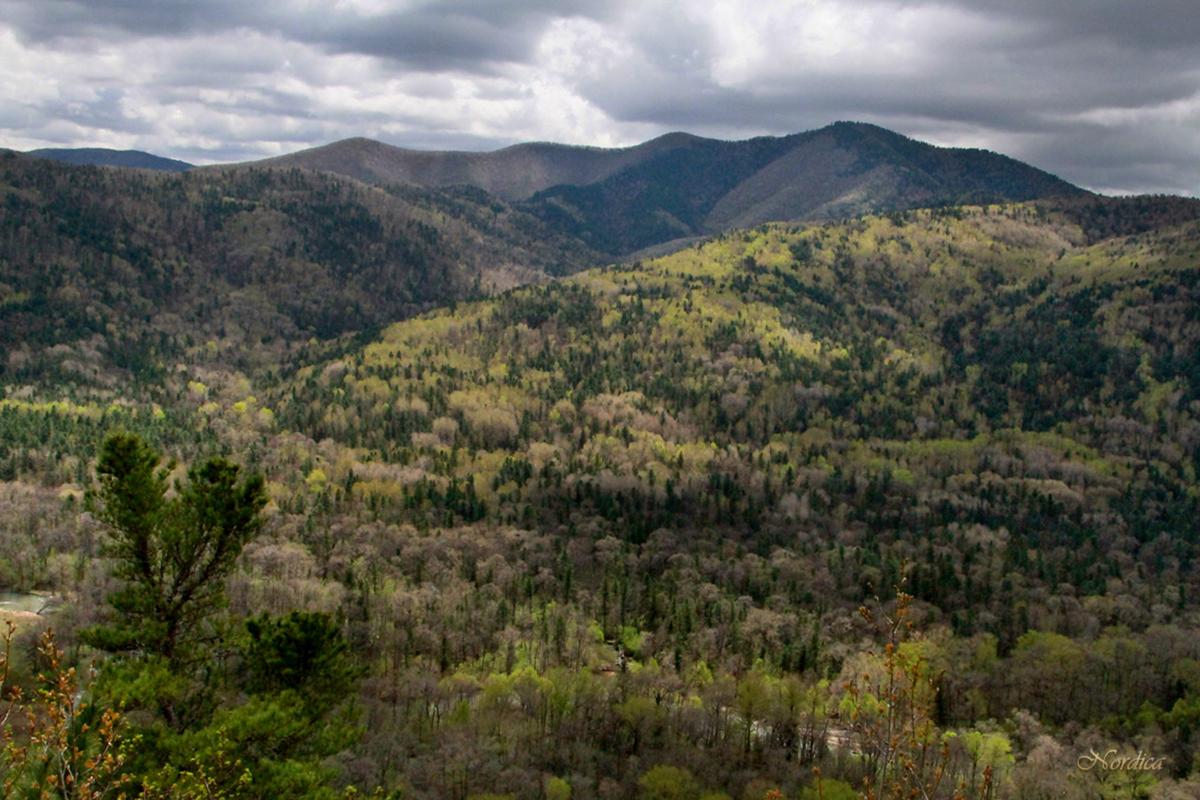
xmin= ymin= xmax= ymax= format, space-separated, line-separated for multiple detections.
xmin=228 ymin=122 xmax=1085 ymax=255
xmin=22 ymin=122 xmax=1084 ymax=257
xmin=10 ymin=121 xmax=1197 ymax=399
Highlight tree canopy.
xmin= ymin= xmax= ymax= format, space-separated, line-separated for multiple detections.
xmin=85 ymin=432 xmax=267 ymax=665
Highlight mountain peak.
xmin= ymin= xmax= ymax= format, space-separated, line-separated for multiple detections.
xmin=643 ymin=131 xmax=706 ymax=147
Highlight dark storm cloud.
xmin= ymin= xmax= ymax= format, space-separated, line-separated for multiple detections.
xmin=0 ymin=0 xmax=610 ymax=71
xmin=304 ymin=1 xmax=616 ymax=70
xmin=0 ymin=0 xmax=1197 ymax=194
xmin=583 ymin=0 xmax=1198 ymax=125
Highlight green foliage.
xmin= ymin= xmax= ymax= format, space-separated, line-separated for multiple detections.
xmin=152 ymin=692 xmax=357 ymax=799
xmin=242 ymin=610 xmax=362 ymax=717
xmin=76 ymin=434 xmax=363 ymax=798
xmin=639 ymin=765 xmax=700 ymax=800
xmin=798 ymin=778 xmax=858 ymax=800
xmin=85 ymin=432 xmax=267 ymax=665
xmin=545 ymin=776 xmax=571 ymax=800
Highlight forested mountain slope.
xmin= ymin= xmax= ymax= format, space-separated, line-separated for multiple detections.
xmin=2 ymin=197 xmax=1200 ymax=798
xmin=274 ymin=200 xmax=1200 ymax=634
xmin=523 ymin=122 xmax=1086 ymax=255
xmin=0 ymin=152 xmax=597 ymax=387
xmin=1 ymin=123 xmax=1084 ymax=398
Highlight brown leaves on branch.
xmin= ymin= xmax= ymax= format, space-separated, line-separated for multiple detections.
xmin=0 ymin=622 xmax=130 ymax=799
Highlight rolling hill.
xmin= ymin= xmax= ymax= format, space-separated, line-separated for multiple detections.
xmin=0 ymin=127 xmax=1174 ymax=408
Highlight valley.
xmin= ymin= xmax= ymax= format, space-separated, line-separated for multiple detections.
xmin=1 ymin=127 xmax=1198 ymax=799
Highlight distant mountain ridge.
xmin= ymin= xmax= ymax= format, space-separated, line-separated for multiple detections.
xmin=27 ymin=147 xmax=193 ymax=172
xmin=232 ymin=122 xmax=1086 ymax=255
xmin=18 ymin=125 xmax=1087 ymax=258
xmin=225 ymin=131 xmax=707 ymax=201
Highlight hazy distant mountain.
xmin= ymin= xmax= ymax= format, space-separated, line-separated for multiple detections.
xmin=28 ymin=147 xmax=193 ymax=172
xmin=223 ymin=132 xmax=701 ymax=201
xmin=237 ymin=122 xmax=1085 ymax=255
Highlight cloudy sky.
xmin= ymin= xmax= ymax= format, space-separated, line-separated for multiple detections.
xmin=1 ymin=0 xmax=1197 ymax=195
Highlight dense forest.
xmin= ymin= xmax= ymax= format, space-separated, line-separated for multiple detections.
xmin=1 ymin=184 xmax=1199 ymax=799
xmin=0 ymin=151 xmax=598 ymax=386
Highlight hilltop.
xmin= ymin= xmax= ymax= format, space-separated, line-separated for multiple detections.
xmin=232 ymin=132 xmax=693 ymax=201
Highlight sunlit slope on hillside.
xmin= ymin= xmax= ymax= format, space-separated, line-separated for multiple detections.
xmin=273 ymin=204 xmax=1199 ymax=624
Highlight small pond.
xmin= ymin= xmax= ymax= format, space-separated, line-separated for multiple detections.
xmin=0 ymin=592 xmax=57 ymax=615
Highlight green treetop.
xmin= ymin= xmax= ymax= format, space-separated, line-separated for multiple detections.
xmin=85 ymin=431 xmax=267 ymax=666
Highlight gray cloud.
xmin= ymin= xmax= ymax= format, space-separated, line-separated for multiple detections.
xmin=964 ymin=0 xmax=1200 ymax=51
xmin=0 ymin=0 xmax=1196 ymax=195
xmin=0 ymin=0 xmax=610 ymax=70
